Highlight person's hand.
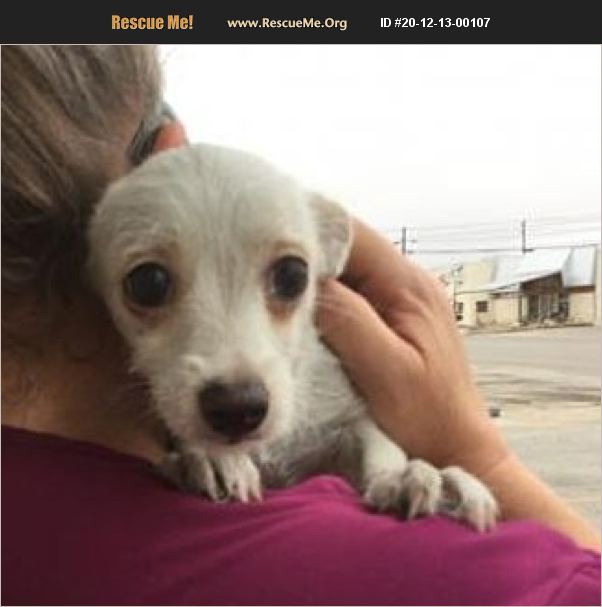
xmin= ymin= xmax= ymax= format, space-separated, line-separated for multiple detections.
xmin=317 ymin=219 xmax=508 ymax=477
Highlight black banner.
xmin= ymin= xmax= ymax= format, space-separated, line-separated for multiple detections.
xmin=1 ymin=3 xmax=601 ymax=44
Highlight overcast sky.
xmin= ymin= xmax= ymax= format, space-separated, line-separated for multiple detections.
xmin=161 ymin=45 xmax=600 ymax=238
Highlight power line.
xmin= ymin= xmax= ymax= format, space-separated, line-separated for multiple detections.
xmin=402 ymin=213 xmax=600 ymax=232
xmin=404 ymin=242 xmax=600 ymax=255
xmin=386 ymin=226 xmax=600 ymax=239
xmin=383 ymin=216 xmax=601 ymax=257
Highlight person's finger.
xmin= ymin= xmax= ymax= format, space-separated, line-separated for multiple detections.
xmin=343 ymin=219 xmax=434 ymax=307
xmin=316 ymin=279 xmax=418 ymax=392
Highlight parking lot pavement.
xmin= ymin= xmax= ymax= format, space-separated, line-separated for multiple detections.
xmin=464 ymin=326 xmax=601 ymax=531
xmin=465 ymin=325 xmax=601 ymax=383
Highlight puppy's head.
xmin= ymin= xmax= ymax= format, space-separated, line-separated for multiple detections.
xmin=88 ymin=144 xmax=351 ymax=455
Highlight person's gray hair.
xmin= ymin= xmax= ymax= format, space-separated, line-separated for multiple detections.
xmin=1 ymin=45 xmax=163 ymax=332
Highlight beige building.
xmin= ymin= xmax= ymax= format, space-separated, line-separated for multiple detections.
xmin=439 ymin=246 xmax=600 ymax=329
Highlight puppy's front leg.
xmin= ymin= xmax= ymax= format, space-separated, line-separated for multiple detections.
xmin=357 ymin=418 xmax=498 ymax=530
xmin=160 ymin=446 xmax=262 ymax=503
xmin=357 ymin=418 xmax=442 ymax=519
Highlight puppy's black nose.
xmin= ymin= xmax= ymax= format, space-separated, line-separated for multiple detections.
xmin=199 ymin=380 xmax=268 ymax=440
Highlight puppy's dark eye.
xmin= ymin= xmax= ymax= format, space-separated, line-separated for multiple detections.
xmin=270 ymin=256 xmax=308 ymax=300
xmin=124 ymin=263 xmax=171 ymax=308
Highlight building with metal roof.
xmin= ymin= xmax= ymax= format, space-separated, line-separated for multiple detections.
xmin=438 ymin=246 xmax=600 ymax=328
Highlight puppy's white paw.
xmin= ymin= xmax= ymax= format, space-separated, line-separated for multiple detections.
xmin=400 ymin=460 xmax=444 ymax=518
xmin=160 ymin=449 xmax=262 ymax=502
xmin=160 ymin=448 xmax=222 ymax=499
xmin=440 ymin=466 xmax=498 ymax=532
xmin=212 ymin=453 xmax=263 ymax=503
xmin=364 ymin=459 xmax=442 ymax=519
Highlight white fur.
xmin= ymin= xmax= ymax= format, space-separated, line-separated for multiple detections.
xmin=88 ymin=144 xmax=497 ymax=530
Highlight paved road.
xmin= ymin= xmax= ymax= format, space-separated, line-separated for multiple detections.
xmin=493 ymin=404 xmax=601 ymax=531
xmin=462 ymin=326 xmax=601 ymax=530
xmin=465 ymin=326 xmax=601 ymax=382
xmin=464 ymin=326 xmax=600 ymax=408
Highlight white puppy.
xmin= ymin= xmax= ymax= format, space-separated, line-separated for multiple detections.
xmin=88 ymin=144 xmax=497 ymax=530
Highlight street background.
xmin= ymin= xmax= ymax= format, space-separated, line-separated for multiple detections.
xmin=466 ymin=326 xmax=601 ymax=530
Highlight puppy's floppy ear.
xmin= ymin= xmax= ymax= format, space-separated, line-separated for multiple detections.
xmin=309 ymin=194 xmax=352 ymax=278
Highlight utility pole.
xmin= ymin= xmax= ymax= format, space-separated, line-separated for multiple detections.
xmin=519 ymin=219 xmax=526 ymax=324
xmin=401 ymin=226 xmax=407 ymax=255
xmin=521 ymin=219 xmax=527 ymax=254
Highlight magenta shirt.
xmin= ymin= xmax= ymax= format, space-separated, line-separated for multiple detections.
xmin=2 ymin=426 xmax=600 ymax=606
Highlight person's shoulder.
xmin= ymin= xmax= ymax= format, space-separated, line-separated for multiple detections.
xmin=264 ymin=475 xmax=601 ymax=606
xmin=3 ymin=428 xmax=599 ymax=605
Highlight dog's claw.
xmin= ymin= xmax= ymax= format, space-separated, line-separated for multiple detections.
xmin=364 ymin=459 xmax=442 ymax=519
xmin=160 ymin=449 xmax=263 ymax=503
xmin=159 ymin=449 xmax=220 ymax=498
xmin=215 ymin=453 xmax=263 ymax=503
xmin=440 ymin=466 xmax=499 ymax=532
xmin=363 ymin=460 xmax=498 ymax=532
xmin=402 ymin=460 xmax=442 ymax=519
